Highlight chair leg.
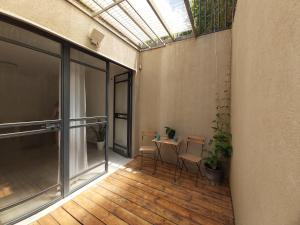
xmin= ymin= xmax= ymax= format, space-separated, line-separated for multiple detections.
xmin=196 ymin=162 xmax=202 ymax=186
xmin=182 ymin=160 xmax=189 ymax=172
xmin=174 ymin=157 xmax=181 ymax=181
xmin=140 ymin=152 xmax=144 ymax=170
xmin=197 ymin=161 xmax=204 ymax=176
xmin=153 ymin=151 xmax=158 ymax=174
xmin=179 ymin=159 xmax=184 ymax=179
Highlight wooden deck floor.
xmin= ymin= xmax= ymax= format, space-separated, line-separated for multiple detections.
xmin=30 ymin=158 xmax=234 ymax=225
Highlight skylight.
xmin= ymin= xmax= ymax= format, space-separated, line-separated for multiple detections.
xmin=72 ymin=0 xmax=236 ymax=49
xmin=151 ymin=0 xmax=192 ymax=35
xmin=74 ymin=0 xmax=193 ymax=49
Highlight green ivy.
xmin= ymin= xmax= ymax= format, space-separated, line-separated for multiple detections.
xmin=190 ymin=0 xmax=236 ymax=35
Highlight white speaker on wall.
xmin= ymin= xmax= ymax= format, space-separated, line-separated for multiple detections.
xmin=88 ymin=28 xmax=104 ymax=48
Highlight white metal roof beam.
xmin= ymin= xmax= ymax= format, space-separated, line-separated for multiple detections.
xmin=146 ymin=0 xmax=175 ymax=41
xmin=184 ymin=0 xmax=197 ymax=37
xmin=89 ymin=0 xmax=149 ymax=49
xmin=104 ymin=12 xmax=151 ymax=49
xmin=66 ymin=0 xmax=140 ymax=50
xmin=92 ymin=0 xmax=125 ymax=17
xmin=117 ymin=3 xmax=156 ymax=44
xmin=125 ymin=0 xmax=165 ymax=46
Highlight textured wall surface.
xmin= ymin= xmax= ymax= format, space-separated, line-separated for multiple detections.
xmin=135 ymin=30 xmax=232 ymax=160
xmin=230 ymin=0 xmax=300 ymax=225
xmin=0 ymin=0 xmax=138 ymax=69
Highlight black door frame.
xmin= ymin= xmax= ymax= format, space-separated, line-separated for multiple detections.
xmin=113 ymin=71 xmax=133 ymax=158
xmin=0 ymin=12 xmax=133 ymax=225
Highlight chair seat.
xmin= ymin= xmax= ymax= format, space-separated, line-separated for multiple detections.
xmin=179 ymin=153 xmax=202 ymax=163
xmin=139 ymin=145 xmax=156 ymax=152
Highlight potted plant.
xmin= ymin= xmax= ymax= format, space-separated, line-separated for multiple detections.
xmin=205 ymin=75 xmax=232 ymax=185
xmin=165 ymin=126 xmax=176 ymax=139
xmin=205 ymin=115 xmax=232 ymax=185
xmin=90 ymin=122 xmax=106 ymax=151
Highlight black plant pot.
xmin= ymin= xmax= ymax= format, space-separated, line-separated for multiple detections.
xmin=205 ymin=164 xmax=223 ymax=186
xmin=167 ymin=131 xmax=175 ymax=139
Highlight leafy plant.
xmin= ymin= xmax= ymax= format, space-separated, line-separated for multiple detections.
xmin=205 ymin=74 xmax=232 ymax=170
xmin=190 ymin=0 xmax=236 ymax=35
xmin=165 ymin=127 xmax=176 ymax=139
xmin=90 ymin=122 xmax=106 ymax=142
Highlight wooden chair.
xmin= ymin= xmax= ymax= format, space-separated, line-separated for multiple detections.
xmin=139 ymin=131 xmax=157 ymax=174
xmin=177 ymin=136 xmax=205 ymax=185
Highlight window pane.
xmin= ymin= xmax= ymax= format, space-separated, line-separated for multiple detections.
xmin=0 ymin=40 xmax=60 ymax=124
xmin=0 ymin=132 xmax=61 ymax=224
xmin=69 ymin=126 xmax=106 ymax=191
xmin=69 ymin=53 xmax=106 ymax=191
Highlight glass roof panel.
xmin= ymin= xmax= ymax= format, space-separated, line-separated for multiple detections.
xmin=151 ymin=0 xmax=192 ymax=34
xmin=106 ymin=6 xmax=150 ymax=42
xmin=100 ymin=12 xmax=142 ymax=46
xmin=74 ymin=0 xmax=196 ymax=49
xmin=127 ymin=0 xmax=169 ymax=38
xmin=78 ymin=0 xmax=102 ymax=12
xmin=93 ymin=0 xmax=114 ymax=8
xmin=120 ymin=1 xmax=158 ymax=42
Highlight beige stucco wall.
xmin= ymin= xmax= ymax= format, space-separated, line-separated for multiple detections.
xmin=0 ymin=0 xmax=138 ymax=69
xmin=230 ymin=0 xmax=300 ymax=225
xmin=135 ymin=30 xmax=232 ymax=161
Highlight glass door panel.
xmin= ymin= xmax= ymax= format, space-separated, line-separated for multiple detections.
xmin=69 ymin=49 xmax=107 ymax=191
xmin=113 ymin=72 xmax=132 ymax=157
xmin=0 ymin=27 xmax=61 ymax=224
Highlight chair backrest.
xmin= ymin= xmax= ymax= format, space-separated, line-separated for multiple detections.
xmin=186 ymin=135 xmax=205 ymax=156
xmin=141 ymin=131 xmax=156 ymax=145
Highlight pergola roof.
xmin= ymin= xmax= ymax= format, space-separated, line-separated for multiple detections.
xmin=73 ymin=0 xmax=194 ymax=49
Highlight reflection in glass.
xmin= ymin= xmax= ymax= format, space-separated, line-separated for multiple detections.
xmin=0 ymin=133 xmax=60 ymax=224
xmin=0 ymin=23 xmax=61 ymax=224
xmin=0 ymin=40 xmax=60 ymax=124
xmin=115 ymin=118 xmax=127 ymax=148
xmin=115 ymin=81 xmax=128 ymax=114
xmin=69 ymin=59 xmax=106 ymax=191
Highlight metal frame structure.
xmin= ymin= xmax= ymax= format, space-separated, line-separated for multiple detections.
xmin=0 ymin=13 xmax=133 ymax=225
xmin=146 ymin=0 xmax=175 ymax=41
xmin=184 ymin=0 xmax=197 ymax=37
xmin=68 ymin=0 xmax=236 ymax=51
xmin=113 ymin=71 xmax=133 ymax=158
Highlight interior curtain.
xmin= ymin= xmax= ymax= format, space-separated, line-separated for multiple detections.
xmin=69 ymin=63 xmax=88 ymax=178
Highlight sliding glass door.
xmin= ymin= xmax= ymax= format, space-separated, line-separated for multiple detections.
xmin=0 ymin=21 xmax=62 ymax=224
xmin=69 ymin=48 xmax=107 ymax=191
xmin=113 ymin=72 xmax=132 ymax=157
xmin=0 ymin=16 xmax=110 ymax=225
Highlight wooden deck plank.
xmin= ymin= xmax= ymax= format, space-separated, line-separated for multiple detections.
xmin=98 ymin=180 xmax=203 ymax=225
xmin=111 ymin=172 xmax=234 ymax=224
xmin=50 ymin=207 xmax=81 ymax=225
xmin=62 ymin=201 xmax=105 ymax=225
xmin=105 ymin=176 xmax=224 ymax=225
xmin=82 ymin=189 xmax=152 ymax=225
xmin=116 ymin=167 xmax=233 ymax=212
xmin=73 ymin=194 xmax=128 ymax=225
xmin=30 ymin=222 xmax=41 ymax=225
xmin=126 ymin=160 xmax=232 ymax=204
xmin=38 ymin=215 xmax=60 ymax=225
xmin=30 ymin=158 xmax=234 ymax=225
xmin=91 ymin=186 xmax=175 ymax=225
